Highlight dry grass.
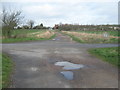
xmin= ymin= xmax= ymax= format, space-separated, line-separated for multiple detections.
xmin=2 ymin=30 xmax=55 ymax=43
xmin=35 ymin=31 xmax=55 ymax=39
xmin=62 ymin=31 xmax=119 ymax=43
xmin=28 ymin=31 xmax=43 ymax=36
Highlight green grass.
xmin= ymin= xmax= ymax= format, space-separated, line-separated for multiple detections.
xmin=67 ymin=34 xmax=84 ymax=43
xmin=62 ymin=31 xmax=119 ymax=44
xmin=49 ymin=33 xmax=56 ymax=40
xmin=3 ymin=37 xmax=47 ymax=43
xmin=76 ymin=30 xmax=119 ymax=36
xmin=10 ymin=29 xmax=46 ymax=38
xmin=2 ymin=30 xmax=55 ymax=43
xmin=61 ymin=31 xmax=86 ymax=43
xmin=2 ymin=33 xmax=56 ymax=43
xmin=9 ymin=29 xmax=46 ymax=36
xmin=88 ymin=47 xmax=119 ymax=67
xmin=1 ymin=53 xmax=13 ymax=88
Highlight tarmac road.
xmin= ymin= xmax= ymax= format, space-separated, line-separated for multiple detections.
xmin=2 ymin=32 xmax=118 ymax=88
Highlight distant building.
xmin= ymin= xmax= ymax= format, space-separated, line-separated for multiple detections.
xmin=54 ymin=24 xmax=59 ymax=29
xmin=109 ymin=26 xmax=119 ymax=30
xmin=113 ymin=27 xmax=119 ymax=30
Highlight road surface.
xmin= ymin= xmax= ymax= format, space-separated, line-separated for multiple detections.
xmin=2 ymin=32 xmax=118 ymax=88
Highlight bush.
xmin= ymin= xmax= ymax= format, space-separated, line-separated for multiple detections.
xmin=33 ymin=26 xmax=48 ymax=29
xmin=22 ymin=25 xmax=29 ymax=29
xmin=17 ymin=26 xmax=22 ymax=29
xmin=2 ymin=26 xmax=12 ymax=38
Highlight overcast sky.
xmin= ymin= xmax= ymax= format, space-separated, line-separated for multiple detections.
xmin=1 ymin=0 xmax=119 ymax=27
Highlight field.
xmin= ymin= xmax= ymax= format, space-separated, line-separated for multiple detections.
xmin=1 ymin=53 xmax=13 ymax=88
xmin=2 ymin=29 xmax=55 ymax=43
xmin=88 ymin=47 xmax=119 ymax=67
xmin=62 ymin=31 xmax=119 ymax=44
xmin=76 ymin=30 xmax=119 ymax=36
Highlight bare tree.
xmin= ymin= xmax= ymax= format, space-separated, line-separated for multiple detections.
xmin=27 ymin=20 xmax=34 ymax=29
xmin=2 ymin=8 xmax=23 ymax=38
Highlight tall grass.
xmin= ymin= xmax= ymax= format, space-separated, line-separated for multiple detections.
xmin=11 ymin=29 xmax=46 ymax=36
xmin=62 ymin=31 xmax=119 ymax=44
xmin=77 ymin=30 xmax=119 ymax=37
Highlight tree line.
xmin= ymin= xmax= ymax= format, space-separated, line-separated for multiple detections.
xmin=2 ymin=8 xmax=49 ymax=38
xmin=57 ymin=24 xmax=119 ymax=31
xmin=17 ymin=23 xmax=49 ymax=29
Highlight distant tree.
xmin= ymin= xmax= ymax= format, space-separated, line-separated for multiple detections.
xmin=40 ymin=23 xmax=43 ymax=27
xmin=33 ymin=25 xmax=39 ymax=29
xmin=27 ymin=20 xmax=34 ymax=29
xmin=2 ymin=8 xmax=23 ymax=38
xmin=17 ymin=26 xmax=22 ymax=29
xmin=22 ymin=25 xmax=29 ymax=29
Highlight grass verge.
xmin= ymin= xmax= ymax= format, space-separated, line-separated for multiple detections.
xmin=3 ymin=37 xmax=50 ymax=43
xmin=60 ymin=31 xmax=84 ymax=43
xmin=67 ymin=34 xmax=84 ymax=43
xmin=1 ymin=53 xmax=13 ymax=88
xmin=2 ymin=32 xmax=56 ymax=43
xmin=62 ymin=31 xmax=119 ymax=44
xmin=88 ymin=47 xmax=119 ymax=67
xmin=77 ymin=30 xmax=119 ymax=37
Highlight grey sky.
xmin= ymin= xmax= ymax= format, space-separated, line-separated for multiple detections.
xmin=1 ymin=0 xmax=119 ymax=27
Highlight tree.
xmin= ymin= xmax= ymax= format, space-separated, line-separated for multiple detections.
xmin=40 ymin=23 xmax=43 ymax=27
xmin=27 ymin=20 xmax=34 ymax=29
xmin=2 ymin=8 xmax=23 ymax=38
xmin=22 ymin=25 xmax=29 ymax=29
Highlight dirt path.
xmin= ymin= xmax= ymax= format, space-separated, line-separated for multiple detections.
xmin=2 ymin=32 xmax=118 ymax=88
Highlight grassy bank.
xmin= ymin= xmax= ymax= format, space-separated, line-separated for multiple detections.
xmin=2 ymin=30 xmax=55 ymax=43
xmin=2 ymin=35 xmax=55 ymax=43
xmin=1 ymin=53 xmax=13 ymax=88
xmin=88 ymin=47 xmax=119 ymax=67
xmin=77 ymin=30 xmax=119 ymax=37
xmin=3 ymin=29 xmax=46 ymax=37
xmin=67 ymin=34 xmax=84 ymax=43
xmin=62 ymin=31 xmax=119 ymax=44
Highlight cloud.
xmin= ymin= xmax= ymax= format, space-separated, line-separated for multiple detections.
xmin=1 ymin=1 xmax=118 ymax=26
xmin=1 ymin=0 xmax=119 ymax=3
xmin=23 ymin=4 xmax=61 ymax=18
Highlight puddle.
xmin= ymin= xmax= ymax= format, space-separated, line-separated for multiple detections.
xmin=61 ymin=71 xmax=73 ymax=80
xmin=55 ymin=61 xmax=84 ymax=80
xmin=55 ymin=61 xmax=84 ymax=70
